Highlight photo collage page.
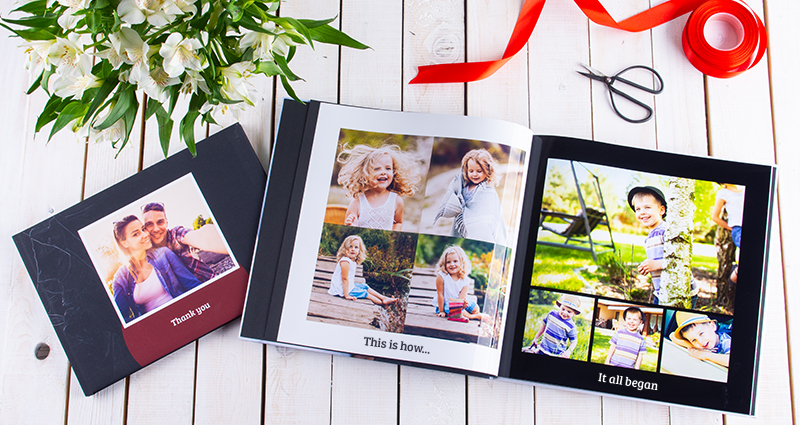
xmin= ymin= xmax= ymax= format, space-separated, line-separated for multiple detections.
xmin=521 ymin=159 xmax=742 ymax=383
xmin=306 ymin=128 xmax=527 ymax=348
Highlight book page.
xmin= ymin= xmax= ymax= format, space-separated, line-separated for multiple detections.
xmin=276 ymin=103 xmax=533 ymax=375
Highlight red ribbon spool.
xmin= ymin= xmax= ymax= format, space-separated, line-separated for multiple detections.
xmin=410 ymin=0 xmax=767 ymax=84
xmin=682 ymin=0 xmax=767 ymax=78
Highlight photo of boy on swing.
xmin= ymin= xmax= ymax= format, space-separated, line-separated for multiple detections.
xmin=530 ymin=159 xmax=744 ymax=315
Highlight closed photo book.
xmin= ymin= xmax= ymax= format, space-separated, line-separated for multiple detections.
xmin=240 ymin=99 xmax=776 ymax=414
xmin=13 ymin=124 xmax=266 ymax=395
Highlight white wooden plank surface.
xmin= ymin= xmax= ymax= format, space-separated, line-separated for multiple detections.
xmin=401 ymin=2 xmax=467 ymax=423
xmin=526 ymin=0 xmax=606 ymax=420
xmin=765 ymin=0 xmax=800 ymax=419
xmin=65 ymin=109 xmax=142 ymax=425
xmin=0 ymin=0 xmax=794 ymax=423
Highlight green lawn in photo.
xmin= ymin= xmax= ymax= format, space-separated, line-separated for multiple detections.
xmin=531 ymin=232 xmax=718 ymax=295
xmin=590 ymin=329 xmax=659 ymax=372
xmin=522 ymin=304 xmax=591 ymax=361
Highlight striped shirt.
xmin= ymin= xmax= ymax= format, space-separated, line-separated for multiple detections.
xmin=540 ymin=311 xmax=577 ymax=356
xmin=609 ymin=328 xmax=647 ymax=368
xmin=644 ymin=221 xmax=667 ymax=298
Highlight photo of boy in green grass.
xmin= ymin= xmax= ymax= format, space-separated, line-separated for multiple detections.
xmin=531 ymin=159 xmax=739 ymax=315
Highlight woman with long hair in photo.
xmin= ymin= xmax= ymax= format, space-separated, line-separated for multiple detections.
xmin=111 ymin=215 xmax=202 ymax=323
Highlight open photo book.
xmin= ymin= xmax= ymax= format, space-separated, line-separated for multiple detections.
xmin=239 ymin=100 xmax=776 ymax=414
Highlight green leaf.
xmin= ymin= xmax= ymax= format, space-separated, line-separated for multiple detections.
xmin=84 ymin=77 xmax=118 ymax=123
xmin=145 ymin=97 xmax=163 ymax=121
xmin=179 ymin=110 xmax=200 ymax=156
xmin=35 ymin=94 xmax=63 ymax=133
xmin=40 ymin=67 xmax=54 ymax=93
xmin=48 ymin=101 xmax=89 ymax=142
xmin=272 ymin=16 xmax=313 ymax=47
xmin=114 ymin=95 xmax=140 ymax=157
xmin=26 ymin=71 xmax=43 ymax=95
xmin=12 ymin=0 xmax=48 ymax=15
xmin=307 ymin=24 xmax=370 ymax=50
xmin=274 ymin=54 xmax=302 ymax=82
xmin=96 ymin=85 xmax=135 ymax=131
xmin=296 ymin=17 xmax=336 ymax=29
xmin=286 ymin=45 xmax=295 ymax=62
xmin=227 ymin=1 xmax=244 ymax=22
xmin=1 ymin=15 xmax=58 ymax=29
xmin=254 ymin=60 xmax=281 ymax=76
xmin=0 ymin=22 xmax=56 ymax=41
xmin=279 ymin=74 xmax=302 ymax=104
xmin=156 ymin=113 xmax=174 ymax=158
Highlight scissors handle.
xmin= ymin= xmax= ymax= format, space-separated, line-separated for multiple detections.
xmin=607 ymin=85 xmax=654 ymax=124
xmin=612 ymin=65 xmax=664 ymax=94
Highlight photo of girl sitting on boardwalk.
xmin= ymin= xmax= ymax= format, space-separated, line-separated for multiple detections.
xmin=307 ymin=224 xmax=415 ymax=333
xmin=327 ymin=235 xmax=397 ymax=306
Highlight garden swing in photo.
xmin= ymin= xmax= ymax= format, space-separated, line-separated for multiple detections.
xmin=537 ymin=161 xmax=616 ymax=262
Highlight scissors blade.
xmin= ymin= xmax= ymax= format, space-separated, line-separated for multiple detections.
xmin=580 ymin=63 xmax=605 ymax=77
xmin=577 ymin=64 xmax=607 ymax=83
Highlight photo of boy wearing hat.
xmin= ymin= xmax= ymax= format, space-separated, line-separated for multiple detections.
xmin=669 ymin=311 xmax=731 ymax=368
xmin=523 ymin=294 xmax=582 ymax=358
xmin=627 ymin=186 xmax=668 ymax=304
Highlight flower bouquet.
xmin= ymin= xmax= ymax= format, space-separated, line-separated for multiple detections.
xmin=2 ymin=0 xmax=368 ymax=156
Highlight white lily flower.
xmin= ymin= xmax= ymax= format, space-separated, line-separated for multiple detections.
xmin=271 ymin=33 xmax=298 ymax=57
xmin=117 ymin=0 xmax=177 ymax=27
xmin=180 ymin=70 xmax=209 ymax=96
xmin=109 ymin=27 xmax=143 ymax=56
xmin=173 ymin=0 xmax=198 ymax=15
xmin=92 ymin=44 xmax=124 ymax=69
xmin=239 ymin=22 xmax=276 ymax=61
xmin=56 ymin=0 xmax=90 ymax=29
xmin=48 ymin=33 xmax=92 ymax=78
xmin=219 ymin=61 xmax=257 ymax=106
xmin=200 ymin=101 xmax=247 ymax=122
xmin=160 ymin=33 xmax=205 ymax=78
xmin=21 ymin=39 xmax=55 ymax=77
xmin=140 ymin=66 xmax=180 ymax=103
xmin=52 ymin=71 xmax=101 ymax=99
xmin=89 ymin=107 xmax=125 ymax=144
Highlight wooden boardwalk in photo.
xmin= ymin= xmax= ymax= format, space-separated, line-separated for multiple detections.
xmin=307 ymin=256 xmax=382 ymax=330
xmin=404 ymin=267 xmax=482 ymax=344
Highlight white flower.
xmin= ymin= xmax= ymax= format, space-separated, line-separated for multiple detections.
xmin=110 ymin=29 xmax=153 ymax=85
xmin=200 ymin=101 xmax=246 ymax=121
xmin=89 ymin=108 xmax=125 ymax=144
xmin=92 ymin=44 xmax=124 ymax=69
xmin=117 ymin=0 xmax=179 ymax=27
xmin=271 ymin=33 xmax=298 ymax=57
xmin=180 ymin=70 xmax=209 ymax=96
xmin=173 ymin=0 xmax=198 ymax=15
xmin=21 ymin=39 xmax=55 ymax=77
xmin=48 ymin=33 xmax=92 ymax=78
xmin=219 ymin=61 xmax=256 ymax=106
xmin=159 ymin=33 xmax=205 ymax=78
xmin=239 ymin=22 xmax=276 ymax=61
xmin=56 ymin=0 xmax=90 ymax=29
xmin=52 ymin=71 xmax=101 ymax=98
xmin=140 ymin=66 xmax=180 ymax=103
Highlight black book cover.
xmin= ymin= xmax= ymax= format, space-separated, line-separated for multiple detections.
xmin=14 ymin=124 xmax=266 ymax=395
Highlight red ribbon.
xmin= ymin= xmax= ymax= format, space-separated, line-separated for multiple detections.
xmin=409 ymin=0 xmax=765 ymax=84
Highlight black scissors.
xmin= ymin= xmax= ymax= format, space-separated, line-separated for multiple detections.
xmin=578 ymin=64 xmax=664 ymax=124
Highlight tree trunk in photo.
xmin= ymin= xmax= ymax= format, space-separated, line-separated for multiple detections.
xmin=661 ymin=178 xmax=695 ymax=308
xmin=715 ymin=213 xmax=737 ymax=311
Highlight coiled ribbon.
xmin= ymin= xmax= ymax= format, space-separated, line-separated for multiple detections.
xmin=409 ymin=0 xmax=766 ymax=84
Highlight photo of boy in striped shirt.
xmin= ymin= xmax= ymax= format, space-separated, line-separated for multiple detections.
xmin=605 ymin=307 xmax=647 ymax=369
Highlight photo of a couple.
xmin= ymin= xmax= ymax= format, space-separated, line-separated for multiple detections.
xmin=80 ymin=174 xmax=237 ymax=326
